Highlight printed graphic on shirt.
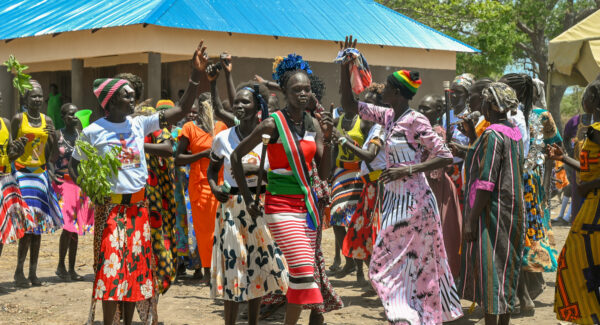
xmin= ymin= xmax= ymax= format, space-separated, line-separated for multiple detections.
xmin=110 ymin=132 xmax=141 ymax=170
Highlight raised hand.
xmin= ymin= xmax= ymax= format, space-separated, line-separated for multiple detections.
xmin=206 ymin=63 xmax=220 ymax=82
xmin=192 ymin=41 xmax=208 ymax=72
xmin=220 ymin=52 xmax=232 ymax=73
xmin=340 ymin=35 xmax=358 ymax=51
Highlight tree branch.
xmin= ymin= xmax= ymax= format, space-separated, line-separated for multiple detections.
xmin=516 ymin=41 xmax=536 ymax=59
xmin=575 ymin=7 xmax=597 ymax=23
xmin=516 ymin=20 xmax=536 ymax=40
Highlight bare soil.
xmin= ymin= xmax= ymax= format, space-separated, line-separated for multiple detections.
xmin=0 ymin=212 xmax=571 ymax=324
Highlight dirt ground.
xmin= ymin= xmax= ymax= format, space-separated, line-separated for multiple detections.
xmin=0 ymin=209 xmax=572 ymax=325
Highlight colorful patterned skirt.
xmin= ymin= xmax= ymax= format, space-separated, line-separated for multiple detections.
xmin=264 ymin=193 xmax=323 ymax=305
xmin=370 ymin=198 xmax=463 ymax=324
xmin=329 ymin=167 xmax=363 ymax=227
xmin=210 ymin=194 xmax=288 ymax=302
xmin=53 ymin=178 xmax=94 ymax=235
xmin=15 ymin=170 xmax=63 ymax=234
xmin=91 ymin=200 xmax=154 ymax=302
xmin=0 ymin=173 xmax=34 ymax=244
xmin=146 ymin=169 xmax=178 ymax=294
xmin=342 ymin=175 xmax=381 ymax=260
xmin=554 ymin=189 xmax=600 ymax=324
xmin=174 ymin=168 xmax=190 ymax=259
xmin=522 ymin=170 xmax=558 ymax=272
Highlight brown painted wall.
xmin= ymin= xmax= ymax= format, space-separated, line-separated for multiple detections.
xmin=2 ymin=57 xmax=454 ymax=121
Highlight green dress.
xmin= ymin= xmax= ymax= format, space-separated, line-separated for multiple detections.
xmin=47 ymin=93 xmax=64 ymax=130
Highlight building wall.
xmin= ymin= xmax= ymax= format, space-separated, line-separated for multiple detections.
xmin=1 ymin=57 xmax=454 ymax=121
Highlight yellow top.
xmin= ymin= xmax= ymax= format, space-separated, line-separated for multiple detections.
xmin=336 ymin=114 xmax=365 ymax=166
xmin=0 ymin=119 xmax=10 ymax=174
xmin=579 ymin=122 xmax=600 ymax=182
xmin=16 ymin=113 xmax=48 ymax=173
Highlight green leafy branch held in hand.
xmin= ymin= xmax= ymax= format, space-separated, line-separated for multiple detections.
xmin=3 ymin=55 xmax=33 ymax=96
xmin=75 ymin=140 xmax=121 ymax=205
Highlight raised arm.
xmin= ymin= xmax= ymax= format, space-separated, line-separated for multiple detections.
xmin=163 ymin=41 xmax=207 ymax=125
xmin=221 ymin=53 xmax=236 ymax=105
xmin=211 ymin=80 xmax=236 ymax=127
xmin=339 ymin=36 xmax=359 ymax=116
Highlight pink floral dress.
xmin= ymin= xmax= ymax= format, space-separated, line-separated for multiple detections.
xmin=358 ymin=102 xmax=463 ymax=324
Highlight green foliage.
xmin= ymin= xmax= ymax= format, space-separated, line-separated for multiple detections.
xmin=560 ymin=86 xmax=584 ymax=122
xmin=3 ymin=55 xmax=32 ymax=96
xmin=75 ymin=140 xmax=121 ymax=205
xmin=378 ymin=0 xmax=518 ymax=77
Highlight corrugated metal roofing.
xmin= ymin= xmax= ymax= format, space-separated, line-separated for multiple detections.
xmin=0 ymin=0 xmax=478 ymax=53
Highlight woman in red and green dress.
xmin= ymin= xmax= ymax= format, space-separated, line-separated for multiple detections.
xmin=231 ymin=54 xmax=334 ymax=325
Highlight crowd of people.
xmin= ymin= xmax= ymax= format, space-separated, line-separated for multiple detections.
xmin=0 ymin=37 xmax=599 ymax=325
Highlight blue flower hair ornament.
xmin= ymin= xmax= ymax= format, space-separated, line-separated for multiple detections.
xmin=272 ymin=53 xmax=313 ymax=85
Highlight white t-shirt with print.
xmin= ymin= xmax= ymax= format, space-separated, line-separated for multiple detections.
xmin=72 ymin=114 xmax=160 ymax=194
xmin=211 ymin=127 xmax=267 ymax=188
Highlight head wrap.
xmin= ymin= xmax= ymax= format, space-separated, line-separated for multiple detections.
xmin=242 ymin=85 xmax=269 ymax=121
xmin=93 ymin=78 xmax=129 ymax=109
xmin=452 ymin=73 xmax=475 ymax=91
xmin=272 ymin=54 xmax=312 ymax=87
xmin=499 ymin=73 xmax=533 ymax=118
xmin=156 ymin=99 xmax=175 ymax=111
xmin=387 ymin=70 xmax=421 ymax=100
xmin=482 ymin=82 xmax=519 ymax=114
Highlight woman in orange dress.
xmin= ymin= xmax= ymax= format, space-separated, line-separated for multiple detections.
xmin=175 ymin=96 xmax=227 ymax=284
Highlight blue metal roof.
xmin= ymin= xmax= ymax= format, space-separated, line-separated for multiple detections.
xmin=0 ymin=0 xmax=478 ymax=53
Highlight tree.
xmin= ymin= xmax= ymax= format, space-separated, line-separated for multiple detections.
xmin=379 ymin=0 xmax=600 ymax=134
xmin=513 ymin=0 xmax=599 ymax=134
xmin=378 ymin=0 xmax=518 ymax=78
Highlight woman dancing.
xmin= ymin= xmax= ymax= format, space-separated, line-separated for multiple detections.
xmin=208 ymin=73 xmax=288 ymax=324
xmin=231 ymin=53 xmax=334 ymax=324
xmin=340 ymin=36 xmax=462 ymax=324
xmin=71 ymin=42 xmax=204 ymax=325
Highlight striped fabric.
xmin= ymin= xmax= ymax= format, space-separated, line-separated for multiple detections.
xmin=15 ymin=170 xmax=63 ymax=234
xmin=329 ymin=167 xmax=363 ymax=227
xmin=93 ymin=78 xmax=129 ymax=109
xmin=458 ymin=124 xmax=526 ymax=314
xmin=270 ymin=111 xmax=320 ymax=230
xmin=0 ymin=174 xmax=34 ymax=243
xmin=265 ymin=211 xmax=323 ymax=305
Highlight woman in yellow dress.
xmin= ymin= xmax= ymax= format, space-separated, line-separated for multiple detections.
xmin=550 ymin=80 xmax=600 ymax=324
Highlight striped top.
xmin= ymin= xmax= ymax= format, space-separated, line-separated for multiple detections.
xmin=358 ymin=101 xmax=452 ymax=230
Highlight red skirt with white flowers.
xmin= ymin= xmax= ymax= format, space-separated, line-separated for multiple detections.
xmin=92 ymin=202 xmax=154 ymax=302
